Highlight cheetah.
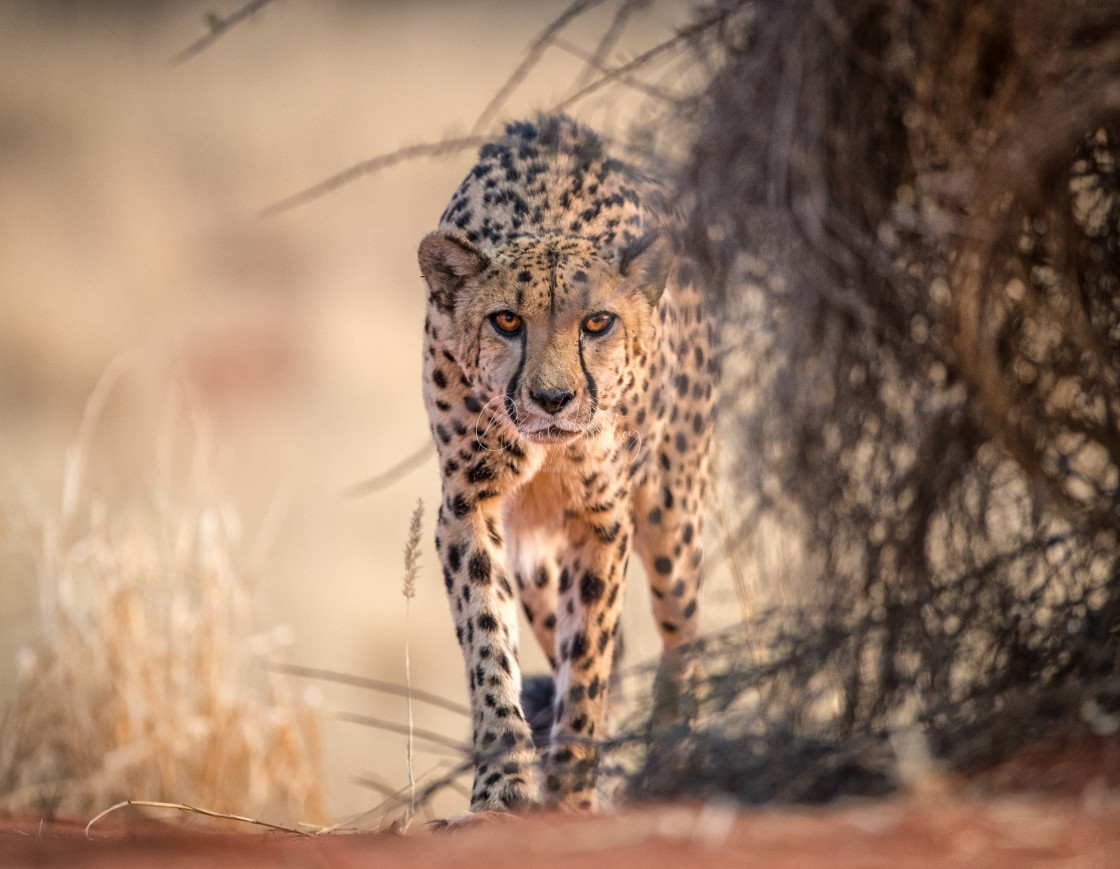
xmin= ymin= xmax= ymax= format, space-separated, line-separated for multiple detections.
xmin=419 ymin=116 xmax=717 ymax=814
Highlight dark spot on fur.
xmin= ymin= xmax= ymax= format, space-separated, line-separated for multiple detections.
xmin=467 ymin=460 xmax=495 ymax=483
xmin=469 ymin=550 xmax=492 ymax=585
xmin=477 ymin=612 xmax=499 ymax=631
xmin=580 ymin=572 xmax=606 ymax=604
xmin=593 ymin=521 xmax=620 ymax=544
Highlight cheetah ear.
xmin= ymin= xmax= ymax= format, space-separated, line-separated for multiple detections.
xmin=419 ymin=232 xmax=489 ymax=314
xmin=618 ymin=232 xmax=672 ymax=304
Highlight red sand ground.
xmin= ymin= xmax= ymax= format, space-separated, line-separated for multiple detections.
xmin=4 ymin=735 xmax=1120 ymax=868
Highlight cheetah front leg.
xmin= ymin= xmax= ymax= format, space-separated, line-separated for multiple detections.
xmin=542 ymin=511 xmax=631 ymax=811
xmin=436 ymin=496 xmax=537 ymax=812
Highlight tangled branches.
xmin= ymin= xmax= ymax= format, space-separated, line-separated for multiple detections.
xmin=628 ymin=0 xmax=1120 ymax=801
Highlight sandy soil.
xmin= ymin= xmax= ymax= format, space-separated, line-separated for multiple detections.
xmin=5 ymin=734 xmax=1120 ymax=868
xmin=4 ymin=795 xmax=1119 ymax=868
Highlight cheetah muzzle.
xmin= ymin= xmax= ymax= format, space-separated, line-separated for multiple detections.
xmin=419 ymin=115 xmax=717 ymax=814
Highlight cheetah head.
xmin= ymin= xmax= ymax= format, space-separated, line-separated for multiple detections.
xmin=419 ymin=232 xmax=669 ymax=445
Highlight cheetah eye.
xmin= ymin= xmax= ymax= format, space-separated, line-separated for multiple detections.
xmin=490 ymin=311 xmax=524 ymax=336
xmin=582 ymin=312 xmax=615 ymax=335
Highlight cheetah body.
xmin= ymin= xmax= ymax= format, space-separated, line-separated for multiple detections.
xmin=418 ymin=116 xmax=717 ymax=812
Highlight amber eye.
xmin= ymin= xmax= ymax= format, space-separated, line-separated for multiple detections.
xmin=582 ymin=312 xmax=615 ymax=335
xmin=490 ymin=311 xmax=524 ymax=336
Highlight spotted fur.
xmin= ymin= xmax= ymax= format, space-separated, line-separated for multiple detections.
xmin=419 ymin=116 xmax=717 ymax=813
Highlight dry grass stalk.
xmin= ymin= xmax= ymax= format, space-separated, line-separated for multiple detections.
xmin=0 ymin=369 xmax=327 ymax=828
xmin=85 ymin=798 xmax=319 ymax=837
xmin=400 ymin=499 xmax=423 ymax=830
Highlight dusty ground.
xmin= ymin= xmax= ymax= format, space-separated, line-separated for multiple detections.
xmin=5 ymin=734 xmax=1120 ymax=867
xmin=3 ymin=796 xmax=1119 ymax=868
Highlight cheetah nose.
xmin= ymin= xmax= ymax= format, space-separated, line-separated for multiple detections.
xmin=530 ymin=387 xmax=574 ymax=414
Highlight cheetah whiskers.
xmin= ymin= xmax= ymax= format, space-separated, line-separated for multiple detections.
xmin=473 ymin=392 xmax=516 ymax=449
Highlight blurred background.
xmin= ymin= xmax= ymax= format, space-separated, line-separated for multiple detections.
xmin=0 ymin=0 xmax=749 ymax=823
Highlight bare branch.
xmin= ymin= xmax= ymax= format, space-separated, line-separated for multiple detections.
xmin=260 ymin=138 xmax=486 ymax=218
xmin=169 ymin=0 xmax=278 ymax=67
xmin=336 ymin=711 xmax=467 ymax=754
xmin=469 ymin=0 xmax=610 ymax=136
xmin=552 ymin=36 xmax=677 ymax=103
xmin=265 ymin=661 xmax=469 ymax=716
xmin=569 ymin=0 xmax=647 ymax=92
xmin=343 ymin=441 xmax=436 ymax=500
xmin=549 ymin=8 xmax=730 ymax=114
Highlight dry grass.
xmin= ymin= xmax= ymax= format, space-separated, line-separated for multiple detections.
xmin=0 ymin=360 xmax=327 ymax=827
xmin=400 ymin=499 xmax=423 ymax=829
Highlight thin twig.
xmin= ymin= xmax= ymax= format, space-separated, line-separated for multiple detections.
xmin=336 ymin=711 xmax=467 ymax=755
xmin=264 ymin=661 xmax=470 ymax=716
xmin=570 ymin=0 xmax=646 ymax=92
xmin=351 ymin=773 xmax=399 ymax=799
xmin=553 ymin=36 xmax=677 ymax=103
xmin=549 ymin=9 xmax=730 ymax=114
xmin=260 ymin=138 xmax=487 ymax=218
xmin=86 ymin=799 xmax=318 ymax=838
xmin=341 ymin=758 xmax=472 ymax=828
xmin=343 ymin=442 xmax=436 ymax=501
xmin=469 ymin=0 xmax=611 ymax=136
xmin=169 ymin=0 xmax=278 ymax=67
